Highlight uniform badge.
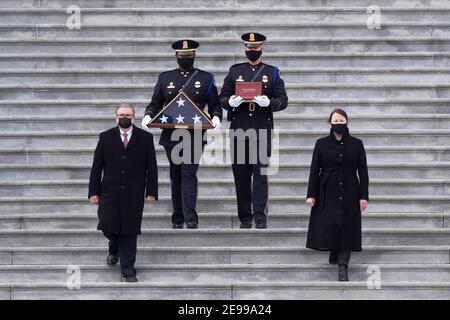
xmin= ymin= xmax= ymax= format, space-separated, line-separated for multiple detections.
xmin=194 ymin=81 xmax=201 ymax=89
xmin=262 ymin=75 xmax=269 ymax=83
xmin=167 ymin=82 xmax=175 ymax=89
xmin=236 ymin=75 xmax=244 ymax=82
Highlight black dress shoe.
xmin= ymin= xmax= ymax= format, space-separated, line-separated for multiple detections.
xmin=338 ymin=265 xmax=349 ymax=282
xmin=172 ymin=223 xmax=184 ymax=229
xmin=329 ymin=251 xmax=338 ymax=265
xmin=122 ymin=275 xmax=138 ymax=283
xmin=240 ymin=222 xmax=252 ymax=229
xmin=106 ymin=254 xmax=118 ymax=266
xmin=186 ymin=222 xmax=198 ymax=229
xmin=255 ymin=221 xmax=267 ymax=229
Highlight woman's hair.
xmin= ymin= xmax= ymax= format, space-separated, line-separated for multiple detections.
xmin=328 ymin=108 xmax=348 ymax=123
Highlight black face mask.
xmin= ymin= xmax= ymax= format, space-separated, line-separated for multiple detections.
xmin=331 ymin=123 xmax=348 ymax=135
xmin=245 ymin=50 xmax=262 ymax=62
xmin=177 ymin=57 xmax=195 ymax=70
xmin=118 ymin=117 xmax=132 ymax=129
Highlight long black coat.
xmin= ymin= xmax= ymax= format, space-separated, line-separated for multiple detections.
xmin=306 ymin=128 xmax=369 ymax=252
xmin=88 ymin=126 xmax=158 ymax=236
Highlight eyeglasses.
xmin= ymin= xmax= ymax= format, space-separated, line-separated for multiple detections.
xmin=117 ymin=114 xmax=134 ymax=118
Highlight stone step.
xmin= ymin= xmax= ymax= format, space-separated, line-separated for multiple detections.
xmin=0 ymin=37 xmax=449 ymax=56
xmin=3 ymin=146 xmax=450 ymax=164
xmin=2 ymin=83 xmax=450 ymax=100
xmin=1 ymin=99 xmax=449 ymax=116
xmin=1 ymin=178 xmax=449 ymax=198
xmin=3 ymin=114 xmax=450 ymax=131
xmin=2 ymin=0 xmax=449 ymax=301
xmin=1 ymin=52 xmax=448 ymax=69
xmin=2 ymin=162 xmax=450 ymax=181
xmin=1 ymin=246 xmax=448 ymax=265
xmin=0 ymin=264 xmax=449 ymax=284
xmin=6 ymin=0 xmax=450 ymax=9
xmin=3 ymin=67 xmax=450 ymax=85
xmin=2 ymin=23 xmax=449 ymax=39
xmin=2 ymin=130 xmax=450 ymax=148
xmin=3 ymin=7 xmax=450 ymax=24
xmin=2 ymin=281 xmax=450 ymax=300
xmin=1 ymin=228 xmax=450 ymax=247
xmin=1 ymin=195 xmax=449 ymax=214
xmin=0 ymin=212 xmax=447 ymax=230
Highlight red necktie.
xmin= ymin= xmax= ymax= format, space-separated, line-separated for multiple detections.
xmin=123 ymin=132 xmax=128 ymax=148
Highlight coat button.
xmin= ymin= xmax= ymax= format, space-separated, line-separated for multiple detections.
xmin=339 ymin=182 xmax=343 ymax=186
xmin=122 ymin=156 xmax=126 ymax=159
xmin=121 ymin=186 xmax=125 ymax=189
xmin=121 ymin=170 xmax=125 ymax=174
xmin=341 ymin=142 xmax=344 ymax=145
xmin=249 ymin=113 xmax=253 ymax=116
xmin=339 ymin=154 xmax=343 ymax=157
xmin=339 ymin=197 xmax=343 ymax=200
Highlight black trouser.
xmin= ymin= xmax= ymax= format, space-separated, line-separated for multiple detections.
xmin=165 ymin=146 xmax=203 ymax=225
xmin=330 ymin=250 xmax=352 ymax=267
xmin=231 ymin=138 xmax=270 ymax=224
xmin=103 ymin=232 xmax=138 ymax=277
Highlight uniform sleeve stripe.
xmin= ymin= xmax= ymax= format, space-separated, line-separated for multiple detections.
xmin=206 ymin=74 xmax=214 ymax=96
xmin=272 ymin=67 xmax=278 ymax=87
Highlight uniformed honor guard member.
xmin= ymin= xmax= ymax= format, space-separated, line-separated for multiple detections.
xmin=141 ymin=39 xmax=223 ymax=229
xmin=219 ymin=32 xmax=288 ymax=229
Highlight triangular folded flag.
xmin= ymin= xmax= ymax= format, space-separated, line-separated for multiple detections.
xmin=149 ymin=91 xmax=213 ymax=129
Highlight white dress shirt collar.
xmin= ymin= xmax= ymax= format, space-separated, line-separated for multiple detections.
xmin=119 ymin=126 xmax=133 ymax=142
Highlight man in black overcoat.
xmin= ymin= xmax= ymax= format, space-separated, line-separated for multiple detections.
xmin=89 ymin=104 xmax=158 ymax=282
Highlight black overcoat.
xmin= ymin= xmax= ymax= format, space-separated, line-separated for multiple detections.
xmin=88 ymin=126 xmax=158 ymax=235
xmin=306 ymin=128 xmax=369 ymax=252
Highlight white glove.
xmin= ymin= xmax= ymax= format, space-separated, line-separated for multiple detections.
xmin=211 ymin=116 xmax=221 ymax=131
xmin=229 ymin=95 xmax=244 ymax=108
xmin=141 ymin=115 xmax=152 ymax=129
xmin=253 ymin=95 xmax=270 ymax=108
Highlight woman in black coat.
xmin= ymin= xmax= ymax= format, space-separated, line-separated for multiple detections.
xmin=306 ymin=109 xmax=369 ymax=281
